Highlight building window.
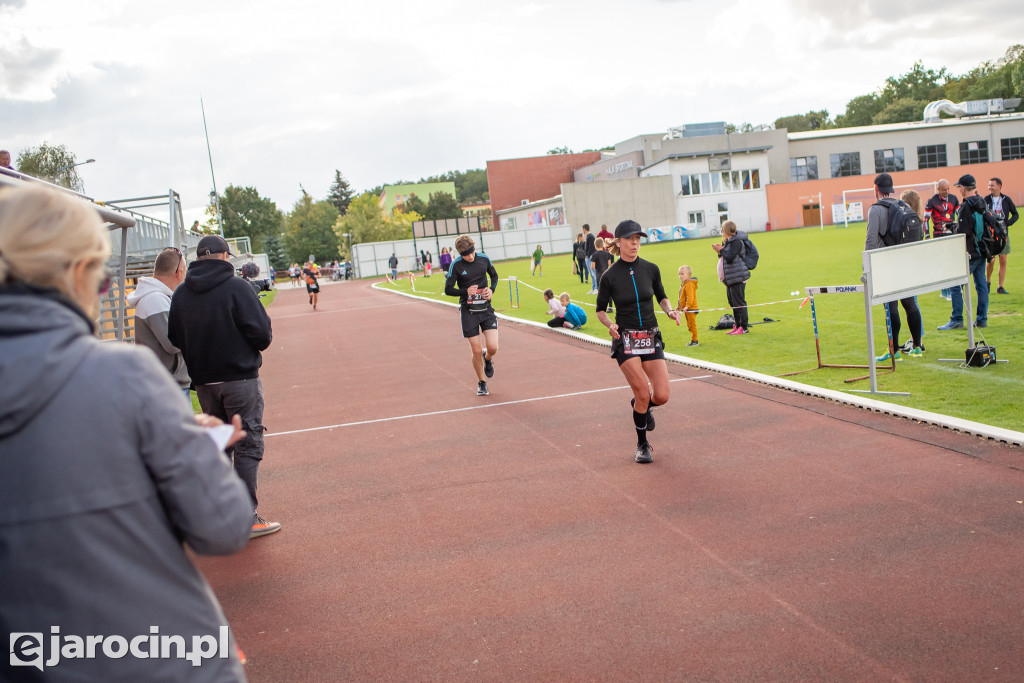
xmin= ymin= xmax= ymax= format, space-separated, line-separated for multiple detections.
xmin=681 ymin=169 xmax=761 ymax=196
xmin=874 ymin=148 xmax=905 ymax=173
xmin=717 ymin=202 xmax=729 ymax=225
xmin=829 ymin=152 xmax=861 ymax=178
xmin=959 ymin=140 xmax=989 ymax=164
xmin=917 ymin=144 xmax=947 ymax=169
xmin=790 ymin=156 xmax=818 ymax=181
xmin=687 ymin=210 xmax=705 ymax=227
xmin=1001 ymin=137 xmax=1024 ymax=160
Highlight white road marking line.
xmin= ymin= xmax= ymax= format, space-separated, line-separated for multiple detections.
xmin=267 ymin=376 xmax=711 ymax=438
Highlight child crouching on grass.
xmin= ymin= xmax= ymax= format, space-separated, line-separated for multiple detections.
xmin=676 ymin=265 xmax=699 ymax=346
xmin=560 ymin=292 xmax=587 ymax=330
xmin=544 ymin=289 xmax=566 ymax=327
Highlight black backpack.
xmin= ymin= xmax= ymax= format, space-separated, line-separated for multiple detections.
xmin=739 ymin=237 xmax=759 ymax=270
xmin=875 ymin=198 xmax=923 ymax=246
xmin=968 ymin=205 xmax=1008 ymax=260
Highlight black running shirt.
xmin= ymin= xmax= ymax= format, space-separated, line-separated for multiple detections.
xmin=444 ymin=253 xmax=499 ymax=311
xmin=596 ymin=256 xmax=667 ymax=330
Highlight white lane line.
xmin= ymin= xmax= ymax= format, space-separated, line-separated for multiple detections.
xmin=267 ymin=376 xmax=711 ymax=438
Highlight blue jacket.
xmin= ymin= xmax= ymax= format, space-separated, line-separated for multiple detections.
xmin=564 ymin=302 xmax=587 ymax=328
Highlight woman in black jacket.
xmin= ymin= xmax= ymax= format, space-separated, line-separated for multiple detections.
xmin=572 ymin=233 xmax=588 ymax=285
xmin=712 ymin=220 xmax=751 ymax=335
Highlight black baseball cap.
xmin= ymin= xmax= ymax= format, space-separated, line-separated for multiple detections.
xmin=196 ymin=235 xmax=234 ymax=256
xmin=874 ymin=173 xmax=894 ymax=194
xmin=955 ymin=174 xmax=976 ymax=188
xmin=614 ymin=219 xmax=647 ymax=239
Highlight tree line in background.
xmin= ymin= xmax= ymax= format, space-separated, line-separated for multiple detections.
xmin=771 ymin=45 xmax=1024 ymax=133
xmin=201 ymin=168 xmax=472 ymax=271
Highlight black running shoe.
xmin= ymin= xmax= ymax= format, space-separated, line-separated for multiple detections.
xmin=631 ymin=398 xmax=655 ymax=431
xmin=482 ymin=351 xmax=494 ymax=378
xmin=477 ymin=380 xmax=489 ymax=396
xmin=634 ymin=442 xmax=653 ymax=464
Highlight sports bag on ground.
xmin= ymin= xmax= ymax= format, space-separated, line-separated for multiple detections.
xmin=711 ymin=314 xmax=735 ymax=330
xmin=875 ymin=198 xmax=923 ymax=246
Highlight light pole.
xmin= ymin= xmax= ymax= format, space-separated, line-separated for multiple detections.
xmin=55 ymin=158 xmax=95 ymax=173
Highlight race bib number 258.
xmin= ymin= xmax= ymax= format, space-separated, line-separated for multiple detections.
xmin=623 ymin=329 xmax=655 ymax=355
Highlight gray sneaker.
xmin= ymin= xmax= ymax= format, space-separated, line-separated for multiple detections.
xmin=251 ymin=514 xmax=281 ymax=539
xmin=477 ymin=381 xmax=489 ymax=396
xmin=482 ymin=351 xmax=494 ymax=378
xmin=634 ymin=442 xmax=653 ymax=464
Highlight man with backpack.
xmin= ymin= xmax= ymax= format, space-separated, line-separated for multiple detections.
xmin=985 ymin=177 xmax=1018 ymax=295
xmin=865 ymin=173 xmax=924 ymax=359
xmin=938 ymin=174 xmax=996 ymax=330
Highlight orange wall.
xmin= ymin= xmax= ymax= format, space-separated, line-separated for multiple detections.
xmin=766 ymin=159 xmax=1024 ymax=229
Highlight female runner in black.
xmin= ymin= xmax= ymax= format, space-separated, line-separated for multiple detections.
xmin=595 ymin=220 xmax=681 ymax=463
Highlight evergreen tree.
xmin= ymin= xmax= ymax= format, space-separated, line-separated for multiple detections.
xmin=264 ymin=234 xmax=289 ymax=272
xmin=328 ymin=170 xmax=355 ymax=215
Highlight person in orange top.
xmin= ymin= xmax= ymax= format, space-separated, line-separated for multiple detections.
xmin=303 ymin=261 xmax=321 ymax=310
xmin=676 ymin=265 xmax=699 ymax=347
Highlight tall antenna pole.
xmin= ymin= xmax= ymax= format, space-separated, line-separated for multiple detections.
xmin=201 ymin=96 xmax=225 ymax=238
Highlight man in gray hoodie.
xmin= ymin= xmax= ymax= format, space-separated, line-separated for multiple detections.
xmin=128 ymin=247 xmax=191 ymax=400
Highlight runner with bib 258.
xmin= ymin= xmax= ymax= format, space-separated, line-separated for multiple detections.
xmin=595 ymin=220 xmax=681 ymax=464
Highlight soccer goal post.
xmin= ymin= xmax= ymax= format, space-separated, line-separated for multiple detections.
xmin=841 ymin=182 xmax=938 ymax=229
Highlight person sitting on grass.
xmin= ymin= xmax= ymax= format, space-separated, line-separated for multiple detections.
xmin=544 ymin=288 xmax=566 ymax=328
xmin=561 ymin=292 xmax=587 ymax=329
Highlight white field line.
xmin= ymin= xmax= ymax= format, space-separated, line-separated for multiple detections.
xmin=267 ymin=376 xmax=710 ymax=438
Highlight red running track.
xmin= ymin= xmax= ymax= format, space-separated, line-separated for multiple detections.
xmin=196 ymin=280 xmax=1024 ymax=682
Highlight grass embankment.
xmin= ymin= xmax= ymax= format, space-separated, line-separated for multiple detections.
xmin=384 ymin=225 xmax=1022 ymax=432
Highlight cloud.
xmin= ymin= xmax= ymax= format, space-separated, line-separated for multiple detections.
xmin=0 ymin=36 xmax=62 ymax=100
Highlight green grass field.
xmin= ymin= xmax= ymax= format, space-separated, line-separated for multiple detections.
xmin=384 ymin=225 xmax=1022 ymax=432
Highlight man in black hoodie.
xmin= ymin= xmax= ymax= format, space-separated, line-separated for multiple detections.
xmin=168 ymin=235 xmax=279 ymax=538
xmin=938 ymin=174 xmax=990 ymax=330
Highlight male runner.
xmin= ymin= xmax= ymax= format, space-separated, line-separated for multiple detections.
xmin=444 ymin=234 xmax=499 ymax=396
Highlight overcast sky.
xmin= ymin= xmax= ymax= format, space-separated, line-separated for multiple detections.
xmin=2 ymin=0 xmax=1023 ymax=224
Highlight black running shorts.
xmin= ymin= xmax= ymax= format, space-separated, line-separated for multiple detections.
xmin=610 ymin=327 xmax=665 ymax=366
xmin=461 ymin=309 xmax=498 ymax=338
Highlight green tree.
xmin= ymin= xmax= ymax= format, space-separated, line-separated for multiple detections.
xmin=335 ymin=192 xmax=406 ymax=247
xmin=423 ymin=191 xmax=463 ymax=221
xmin=871 ymin=97 xmax=931 ymax=125
xmin=402 ymin=193 xmax=427 ymax=216
xmin=881 ymin=61 xmax=948 ymax=103
xmin=547 ymin=146 xmax=573 ymax=155
xmin=774 ymin=110 xmax=831 ymax=133
xmin=264 ymin=234 xmax=289 ymax=272
xmin=15 ymin=142 xmax=87 ymax=191
xmin=457 ymin=169 xmax=489 ymax=203
xmin=834 ymin=93 xmax=884 ymax=128
xmin=206 ymin=185 xmax=283 ymax=253
xmin=283 ymin=190 xmax=341 ymax=264
xmin=327 ymin=170 xmax=355 ymax=215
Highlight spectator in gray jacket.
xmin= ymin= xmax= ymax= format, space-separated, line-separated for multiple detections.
xmin=127 ymin=246 xmax=191 ymax=401
xmin=0 ymin=185 xmax=252 ymax=681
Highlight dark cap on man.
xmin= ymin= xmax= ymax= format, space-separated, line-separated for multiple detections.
xmin=874 ymin=173 xmax=894 ymax=194
xmin=196 ymin=235 xmax=234 ymax=256
xmin=614 ymin=219 xmax=647 ymax=239
xmin=955 ymin=173 xmax=976 ymax=188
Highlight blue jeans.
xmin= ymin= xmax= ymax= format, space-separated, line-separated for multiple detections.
xmin=585 ymin=256 xmax=597 ymax=289
xmin=948 ymin=256 xmax=989 ymax=325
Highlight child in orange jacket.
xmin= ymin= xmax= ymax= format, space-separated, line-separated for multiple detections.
xmin=676 ymin=265 xmax=699 ymax=346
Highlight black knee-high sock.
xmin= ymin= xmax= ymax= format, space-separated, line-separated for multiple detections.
xmin=633 ymin=410 xmax=648 ymax=446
